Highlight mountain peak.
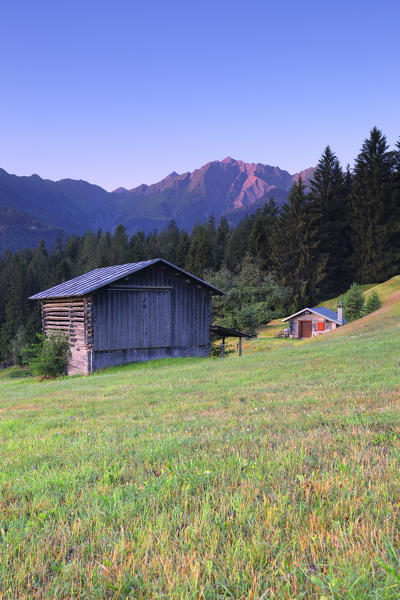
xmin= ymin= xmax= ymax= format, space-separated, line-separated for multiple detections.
xmin=0 ymin=158 xmax=315 ymax=252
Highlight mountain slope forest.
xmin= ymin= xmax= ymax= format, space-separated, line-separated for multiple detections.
xmin=0 ymin=159 xmax=313 ymax=253
xmin=0 ymin=127 xmax=399 ymax=365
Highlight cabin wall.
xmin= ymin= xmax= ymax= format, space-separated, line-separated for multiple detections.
xmin=289 ymin=314 xmax=337 ymax=338
xmin=41 ymin=297 xmax=93 ymax=375
xmin=91 ymin=262 xmax=213 ymax=370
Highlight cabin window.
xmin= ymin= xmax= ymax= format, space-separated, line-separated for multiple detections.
xmin=325 ymin=321 xmax=331 ymax=330
xmin=317 ymin=321 xmax=324 ymax=331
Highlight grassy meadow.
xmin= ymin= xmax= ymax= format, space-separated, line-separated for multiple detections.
xmin=1 ymin=279 xmax=400 ymax=599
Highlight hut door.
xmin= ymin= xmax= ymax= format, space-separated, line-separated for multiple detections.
xmin=140 ymin=289 xmax=172 ymax=348
xmin=299 ymin=320 xmax=312 ymax=338
xmin=95 ymin=288 xmax=172 ymax=350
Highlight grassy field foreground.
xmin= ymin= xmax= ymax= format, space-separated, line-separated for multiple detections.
xmin=1 ymin=290 xmax=400 ymax=599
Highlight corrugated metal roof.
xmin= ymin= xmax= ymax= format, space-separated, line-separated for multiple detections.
xmin=30 ymin=258 xmax=224 ymax=299
xmin=282 ymin=306 xmax=346 ymax=325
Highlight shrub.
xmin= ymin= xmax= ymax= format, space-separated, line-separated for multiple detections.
xmin=364 ymin=291 xmax=382 ymax=314
xmin=236 ymin=305 xmax=258 ymax=336
xmin=344 ymin=283 xmax=365 ymax=321
xmin=25 ymin=333 xmax=71 ymax=378
xmin=209 ymin=342 xmax=235 ymax=358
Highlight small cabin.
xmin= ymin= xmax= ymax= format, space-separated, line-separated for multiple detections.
xmin=30 ymin=259 xmax=224 ymax=375
xmin=282 ymin=302 xmax=346 ymax=339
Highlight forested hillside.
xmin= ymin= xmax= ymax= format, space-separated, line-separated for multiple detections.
xmin=0 ymin=127 xmax=399 ymax=365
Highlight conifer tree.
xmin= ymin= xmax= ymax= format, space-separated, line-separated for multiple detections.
xmin=215 ymin=216 xmax=231 ymax=270
xmin=185 ymin=224 xmax=211 ymax=277
xmin=364 ymin=291 xmax=382 ymax=314
xmin=175 ymin=231 xmax=190 ymax=268
xmin=161 ymin=220 xmax=180 ymax=263
xmin=248 ymin=199 xmax=278 ymax=271
xmin=97 ymin=232 xmax=112 ymax=267
xmin=351 ymin=127 xmax=396 ymax=283
xmin=343 ymin=283 xmax=365 ymax=321
xmin=129 ymin=231 xmax=146 ymax=262
xmin=224 ymin=215 xmax=252 ymax=272
xmin=271 ymin=177 xmax=326 ymax=309
xmin=309 ymin=147 xmax=352 ymax=296
xmin=111 ymin=225 xmax=129 ymax=264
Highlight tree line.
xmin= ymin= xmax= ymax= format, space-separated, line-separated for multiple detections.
xmin=0 ymin=127 xmax=399 ymax=364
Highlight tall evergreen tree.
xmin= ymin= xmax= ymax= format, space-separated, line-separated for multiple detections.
xmin=271 ymin=177 xmax=326 ymax=309
xmin=214 ymin=216 xmax=231 ymax=270
xmin=159 ymin=220 xmax=180 ymax=263
xmin=224 ymin=215 xmax=252 ymax=272
xmin=186 ymin=223 xmax=212 ymax=277
xmin=351 ymin=127 xmax=397 ymax=283
xmin=129 ymin=231 xmax=146 ymax=262
xmin=97 ymin=231 xmax=112 ymax=267
xmin=248 ymin=199 xmax=278 ymax=271
xmin=309 ymin=146 xmax=353 ymax=296
xmin=175 ymin=231 xmax=190 ymax=268
xmin=111 ymin=225 xmax=129 ymax=264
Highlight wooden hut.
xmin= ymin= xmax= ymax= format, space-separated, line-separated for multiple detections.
xmin=30 ymin=259 xmax=224 ymax=375
xmin=282 ymin=302 xmax=346 ymax=339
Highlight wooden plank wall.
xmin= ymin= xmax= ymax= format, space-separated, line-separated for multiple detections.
xmin=41 ymin=297 xmax=93 ymax=375
xmin=94 ymin=288 xmax=172 ymax=350
xmin=92 ymin=263 xmax=213 ymax=368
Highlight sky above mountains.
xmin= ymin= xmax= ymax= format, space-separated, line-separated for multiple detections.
xmin=0 ymin=0 xmax=399 ymax=191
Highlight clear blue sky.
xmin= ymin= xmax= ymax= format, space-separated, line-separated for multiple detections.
xmin=0 ymin=0 xmax=399 ymax=190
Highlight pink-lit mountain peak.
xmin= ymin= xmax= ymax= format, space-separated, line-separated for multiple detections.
xmin=118 ymin=157 xmax=314 ymax=220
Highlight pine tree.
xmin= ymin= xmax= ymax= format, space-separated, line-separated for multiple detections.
xmin=129 ymin=231 xmax=146 ymax=262
xmin=111 ymin=225 xmax=129 ymax=264
xmin=224 ymin=215 xmax=252 ymax=272
xmin=271 ymin=177 xmax=326 ymax=309
xmin=205 ymin=214 xmax=217 ymax=271
xmin=391 ymin=139 xmax=400 ymax=270
xmin=185 ymin=224 xmax=211 ymax=277
xmin=79 ymin=231 xmax=98 ymax=272
xmin=248 ymin=199 xmax=278 ymax=271
xmin=175 ymin=231 xmax=190 ymax=268
xmin=351 ymin=127 xmax=396 ymax=283
xmin=364 ymin=291 xmax=382 ymax=314
xmin=145 ymin=231 xmax=161 ymax=258
xmin=309 ymin=147 xmax=353 ymax=296
xmin=97 ymin=232 xmax=112 ymax=267
xmin=343 ymin=283 xmax=365 ymax=321
xmin=215 ymin=216 xmax=231 ymax=270
xmin=160 ymin=220 xmax=180 ymax=263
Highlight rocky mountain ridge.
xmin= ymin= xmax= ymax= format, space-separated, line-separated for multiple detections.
xmin=0 ymin=158 xmax=314 ymax=252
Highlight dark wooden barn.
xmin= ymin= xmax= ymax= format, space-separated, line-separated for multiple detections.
xmin=30 ymin=259 xmax=224 ymax=375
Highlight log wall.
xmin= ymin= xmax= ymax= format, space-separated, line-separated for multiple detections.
xmin=41 ymin=297 xmax=93 ymax=375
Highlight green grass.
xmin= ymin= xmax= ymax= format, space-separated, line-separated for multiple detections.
xmin=1 ymin=287 xmax=400 ymax=599
xmin=316 ymin=275 xmax=400 ymax=310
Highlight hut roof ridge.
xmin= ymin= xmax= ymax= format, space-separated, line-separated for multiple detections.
xmin=282 ymin=305 xmax=347 ymax=325
xmin=29 ymin=258 xmax=224 ymax=299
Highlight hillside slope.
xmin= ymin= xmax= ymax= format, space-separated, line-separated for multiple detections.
xmin=316 ymin=275 xmax=400 ymax=310
xmin=0 ymin=280 xmax=399 ymax=598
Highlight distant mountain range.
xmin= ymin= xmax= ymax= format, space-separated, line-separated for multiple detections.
xmin=0 ymin=158 xmax=314 ymax=252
